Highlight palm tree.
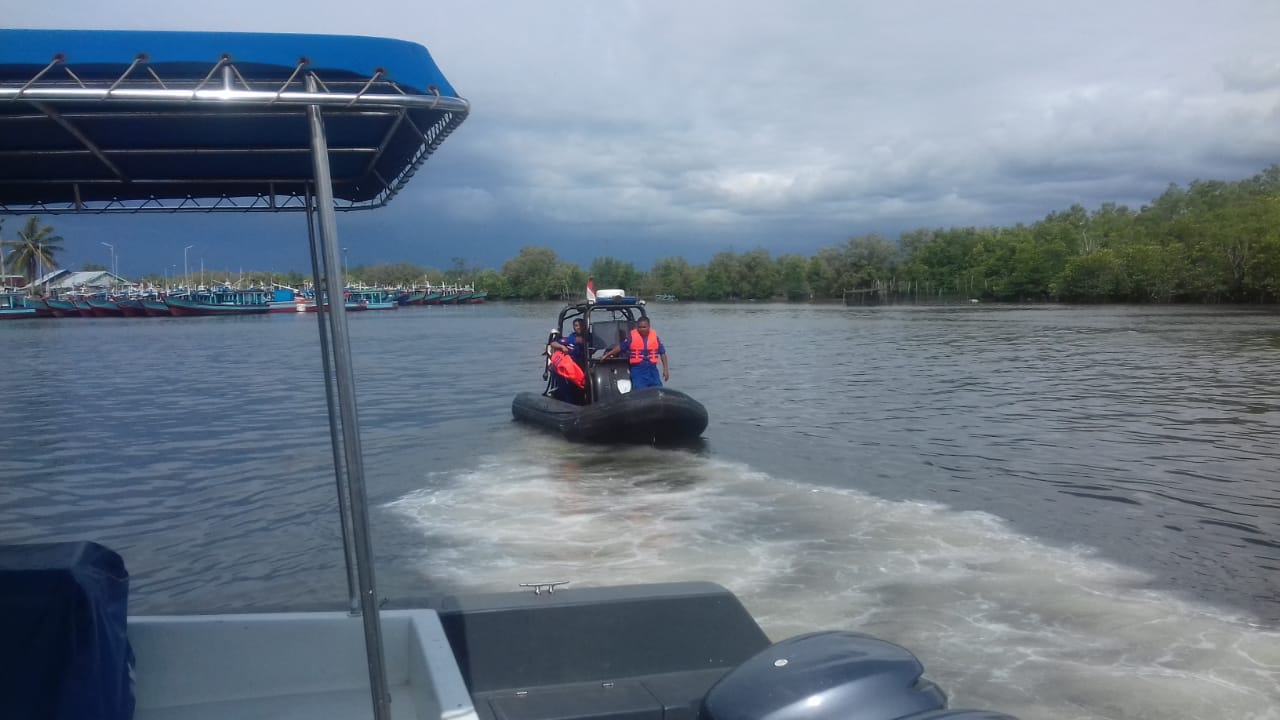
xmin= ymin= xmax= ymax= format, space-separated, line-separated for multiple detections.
xmin=1 ymin=216 xmax=64 ymax=284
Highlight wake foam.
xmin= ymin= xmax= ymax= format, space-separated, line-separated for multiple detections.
xmin=385 ymin=442 xmax=1279 ymax=720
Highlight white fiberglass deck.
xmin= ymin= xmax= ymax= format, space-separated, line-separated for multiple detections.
xmin=128 ymin=610 xmax=477 ymax=720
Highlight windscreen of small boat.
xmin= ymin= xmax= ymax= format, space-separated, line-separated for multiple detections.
xmin=587 ymin=318 xmax=633 ymax=348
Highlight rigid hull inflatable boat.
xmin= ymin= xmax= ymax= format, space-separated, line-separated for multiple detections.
xmin=511 ymin=293 xmax=710 ymax=444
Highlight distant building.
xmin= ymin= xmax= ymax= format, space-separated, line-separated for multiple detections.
xmin=32 ymin=268 xmax=133 ymax=293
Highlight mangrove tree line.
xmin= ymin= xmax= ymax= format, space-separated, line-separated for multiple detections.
xmin=13 ymin=165 xmax=1279 ymax=303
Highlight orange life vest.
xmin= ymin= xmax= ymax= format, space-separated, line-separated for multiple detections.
xmin=628 ymin=329 xmax=661 ymax=365
xmin=549 ymin=349 xmax=586 ymax=388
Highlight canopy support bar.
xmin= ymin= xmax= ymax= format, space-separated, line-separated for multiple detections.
xmin=30 ymin=101 xmax=128 ymax=181
xmin=304 ymin=190 xmax=360 ymax=615
xmin=307 ymin=73 xmax=391 ymax=720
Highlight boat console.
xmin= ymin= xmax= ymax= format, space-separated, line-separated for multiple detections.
xmin=588 ymin=359 xmax=635 ymax=401
xmin=432 ymin=582 xmax=767 ymax=720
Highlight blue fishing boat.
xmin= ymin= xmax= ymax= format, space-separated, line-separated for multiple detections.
xmin=114 ymin=298 xmax=147 ymax=317
xmin=0 ymin=292 xmax=40 ymax=319
xmin=45 ymin=298 xmax=80 ymax=317
xmin=85 ymin=296 xmax=124 ymax=317
xmin=267 ymin=287 xmax=310 ymax=313
xmin=140 ymin=298 xmax=172 ymax=317
xmin=396 ymin=290 xmax=422 ymax=305
xmin=0 ymin=28 xmax=1012 ymax=720
xmin=346 ymin=287 xmax=398 ymax=310
xmin=23 ymin=297 xmax=57 ymax=317
xmin=165 ymin=288 xmax=270 ymax=316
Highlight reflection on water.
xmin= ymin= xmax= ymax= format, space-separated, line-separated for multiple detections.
xmin=1 ymin=304 xmax=1278 ymax=720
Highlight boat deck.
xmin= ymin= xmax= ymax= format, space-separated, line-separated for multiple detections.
xmin=136 ymin=685 xmax=425 ymax=720
xmin=128 ymin=610 xmax=476 ymax=720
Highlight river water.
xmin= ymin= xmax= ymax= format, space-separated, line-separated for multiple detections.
xmin=1 ymin=303 xmax=1277 ymax=719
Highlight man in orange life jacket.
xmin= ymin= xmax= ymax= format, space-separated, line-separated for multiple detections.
xmin=602 ymin=317 xmax=669 ymax=389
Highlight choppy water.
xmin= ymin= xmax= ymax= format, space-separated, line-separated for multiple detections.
xmin=1 ymin=303 xmax=1277 ymax=720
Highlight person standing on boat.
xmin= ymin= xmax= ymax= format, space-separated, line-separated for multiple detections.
xmin=602 ymin=317 xmax=669 ymax=388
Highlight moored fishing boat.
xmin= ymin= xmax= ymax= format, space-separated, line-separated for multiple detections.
xmin=85 ymin=296 xmax=125 ymax=317
xmin=396 ymin=288 xmax=429 ymax=305
xmin=0 ymin=292 xmax=41 ymax=319
xmin=165 ymin=288 xmax=271 ymax=316
xmin=45 ymin=298 xmax=79 ymax=316
xmin=347 ymin=287 xmax=397 ymax=310
xmin=0 ymin=28 xmax=1013 ymax=720
xmin=23 ymin=297 xmax=57 ymax=317
xmin=267 ymin=286 xmax=310 ymax=313
xmin=140 ymin=298 xmax=173 ymax=317
xmin=115 ymin=298 xmax=147 ymax=317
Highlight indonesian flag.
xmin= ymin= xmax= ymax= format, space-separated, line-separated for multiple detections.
xmin=586 ymin=277 xmax=596 ymax=302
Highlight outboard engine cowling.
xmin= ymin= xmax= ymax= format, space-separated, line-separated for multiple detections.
xmin=699 ymin=631 xmax=1016 ymax=720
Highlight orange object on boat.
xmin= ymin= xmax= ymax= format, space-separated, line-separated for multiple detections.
xmin=549 ymin=349 xmax=586 ymax=388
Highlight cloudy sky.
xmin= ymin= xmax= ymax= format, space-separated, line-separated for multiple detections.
xmin=7 ymin=1 xmax=1280 ymax=276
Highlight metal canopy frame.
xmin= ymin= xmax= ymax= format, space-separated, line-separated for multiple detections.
xmin=0 ymin=51 xmax=467 ymax=213
xmin=0 ymin=33 xmax=470 ymax=720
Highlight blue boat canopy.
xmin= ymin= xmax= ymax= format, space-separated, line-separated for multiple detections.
xmin=0 ymin=29 xmax=469 ymax=213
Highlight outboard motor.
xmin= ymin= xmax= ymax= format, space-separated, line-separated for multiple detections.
xmin=699 ymin=631 xmax=1016 ymax=720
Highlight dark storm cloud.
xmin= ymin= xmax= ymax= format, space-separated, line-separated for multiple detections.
xmin=8 ymin=0 xmax=1278 ymax=270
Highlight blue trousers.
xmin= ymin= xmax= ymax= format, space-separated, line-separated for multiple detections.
xmin=630 ymin=363 xmax=662 ymax=389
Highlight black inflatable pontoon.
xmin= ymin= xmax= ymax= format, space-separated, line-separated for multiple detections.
xmin=513 ymin=386 xmax=708 ymax=443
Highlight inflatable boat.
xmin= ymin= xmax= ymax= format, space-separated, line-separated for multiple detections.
xmin=511 ymin=292 xmax=710 ymax=443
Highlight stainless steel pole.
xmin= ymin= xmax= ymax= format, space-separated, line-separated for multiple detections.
xmin=304 ymin=191 xmax=360 ymax=615
xmin=306 ymin=73 xmax=391 ymax=720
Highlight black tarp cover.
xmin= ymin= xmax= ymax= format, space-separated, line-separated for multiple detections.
xmin=0 ymin=541 xmax=135 ymax=720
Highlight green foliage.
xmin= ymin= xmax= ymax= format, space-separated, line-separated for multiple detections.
xmin=588 ymin=256 xmax=640 ymax=292
xmin=2 ymin=216 xmax=63 ymax=282
xmin=445 ymin=256 xmax=476 ymax=285
xmin=776 ymin=254 xmax=810 ymax=300
xmin=737 ymin=248 xmax=779 ymax=299
xmin=47 ymin=165 xmax=1280 ymax=305
xmin=471 ymin=268 xmax=510 ymax=298
xmin=276 ymin=271 xmax=309 ymax=288
xmin=500 ymin=246 xmax=587 ymax=299
xmin=698 ymin=251 xmax=739 ymax=300
xmin=1052 ymin=249 xmax=1128 ymax=301
xmin=646 ymin=257 xmax=700 ymax=298
xmin=349 ymin=261 xmax=437 ymax=288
